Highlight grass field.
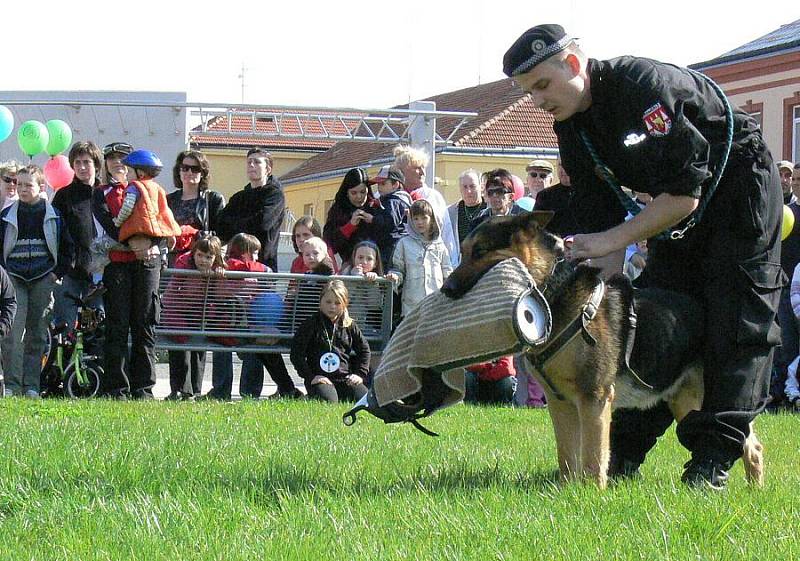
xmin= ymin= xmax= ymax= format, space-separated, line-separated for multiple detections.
xmin=0 ymin=398 xmax=798 ymax=560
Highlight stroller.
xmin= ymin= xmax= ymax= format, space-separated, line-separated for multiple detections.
xmin=40 ymin=292 xmax=105 ymax=398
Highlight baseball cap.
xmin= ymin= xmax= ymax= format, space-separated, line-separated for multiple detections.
xmin=369 ymin=164 xmax=405 ymax=185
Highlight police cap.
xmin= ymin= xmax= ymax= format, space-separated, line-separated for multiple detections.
xmin=503 ymin=24 xmax=574 ymax=77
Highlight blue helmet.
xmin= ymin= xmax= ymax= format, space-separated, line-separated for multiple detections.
xmin=122 ymin=150 xmax=163 ymax=170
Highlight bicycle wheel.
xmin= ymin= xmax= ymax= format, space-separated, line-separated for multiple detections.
xmin=65 ymin=363 xmax=102 ymax=398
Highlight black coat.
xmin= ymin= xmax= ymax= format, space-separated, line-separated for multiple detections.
xmin=216 ymin=177 xmax=285 ymax=271
xmin=51 ymin=178 xmax=98 ymax=281
xmin=165 ymin=189 xmax=225 ymax=234
xmin=290 ymin=311 xmax=370 ymax=383
xmin=0 ymin=265 xmax=16 ymax=338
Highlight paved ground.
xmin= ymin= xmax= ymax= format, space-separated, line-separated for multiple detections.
xmin=153 ymin=353 xmax=305 ymax=400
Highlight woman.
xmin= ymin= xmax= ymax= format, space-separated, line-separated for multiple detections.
xmin=322 ymin=168 xmax=379 ymax=266
xmin=166 ymin=150 xmax=225 ymax=265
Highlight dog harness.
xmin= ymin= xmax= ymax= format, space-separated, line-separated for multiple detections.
xmin=526 ymin=258 xmax=606 ymax=401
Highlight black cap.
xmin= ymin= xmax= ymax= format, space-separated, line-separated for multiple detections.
xmin=503 ymin=24 xmax=572 ymax=77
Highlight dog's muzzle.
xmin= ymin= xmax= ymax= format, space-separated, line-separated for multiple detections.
xmin=514 ymin=286 xmax=552 ymax=348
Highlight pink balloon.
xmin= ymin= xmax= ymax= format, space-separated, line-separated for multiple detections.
xmin=44 ymin=155 xmax=74 ymax=190
xmin=510 ymin=174 xmax=525 ymax=201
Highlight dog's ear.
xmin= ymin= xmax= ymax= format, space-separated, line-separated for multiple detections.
xmin=510 ymin=210 xmax=554 ymax=231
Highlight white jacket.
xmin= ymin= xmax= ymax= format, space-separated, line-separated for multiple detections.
xmin=390 ymin=215 xmax=452 ymax=317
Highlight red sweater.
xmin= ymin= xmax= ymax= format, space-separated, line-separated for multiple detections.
xmin=467 ymin=356 xmax=516 ymax=382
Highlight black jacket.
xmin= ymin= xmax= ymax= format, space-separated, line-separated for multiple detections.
xmin=290 ymin=311 xmax=370 ymax=383
xmin=0 ymin=265 xmax=16 ymax=338
xmin=51 ymin=178 xmax=98 ymax=281
xmin=372 ymin=189 xmax=412 ymax=269
xmin=216 ymin=176 xmax=285 ymax=271
xmin=165 ymin=189 xmax=226 ymax=234
xmin=322 ymin=182 xmax=380 ymax=262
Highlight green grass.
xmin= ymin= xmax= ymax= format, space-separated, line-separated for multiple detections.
xmin=0 ymin=399 xmax=798 ymax=560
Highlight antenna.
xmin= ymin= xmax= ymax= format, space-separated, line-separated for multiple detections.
xmin=238 ymin=62 xmax=248 ymax=104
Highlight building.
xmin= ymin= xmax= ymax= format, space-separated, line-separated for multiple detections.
xmin=692 ymin=18 xmax=800 ymax=161
xmin=276 ymin=78 xmax=558 ymax=222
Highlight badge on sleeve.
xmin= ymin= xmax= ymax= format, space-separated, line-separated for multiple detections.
xmin=643 ymin=103 xmax=672 ymax=137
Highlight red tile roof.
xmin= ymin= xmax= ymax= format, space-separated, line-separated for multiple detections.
xmin=281 ymin=78 xmax=557 ymax=182
xmin=190 ymin=109 xmax=368 ymax=150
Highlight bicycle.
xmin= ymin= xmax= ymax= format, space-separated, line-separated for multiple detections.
xmin=40 ymin=293 xmax=105 ymax=398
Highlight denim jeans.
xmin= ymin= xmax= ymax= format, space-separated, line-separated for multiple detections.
xmin=52 ymin=274 xmax=103 ymax=328
xmin=2 ymin=275 xmax=55 ymax=394
xmin=208 ymin=351 xmax=234 ymax=399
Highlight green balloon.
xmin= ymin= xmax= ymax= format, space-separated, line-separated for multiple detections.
xmin=17 ymin=120 xmax=49 ymax=157
xmin=45 ymin=119 xmax=73 ymax=156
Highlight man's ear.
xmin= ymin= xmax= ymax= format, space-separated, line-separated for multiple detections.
xmin=564 ymin=53 xmax=581 ymax=77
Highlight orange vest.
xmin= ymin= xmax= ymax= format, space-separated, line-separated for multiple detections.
xmin=118 ymin=179 xmax=182 ymax=242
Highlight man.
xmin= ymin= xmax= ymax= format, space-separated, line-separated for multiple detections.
xmin=504 ymin=24 xmax=783 ymax=489
xmin=446 ymin=169 xmax=486 ymax=248
xmin=216 ymin=147 xmax=285 ymax=271
xmin=216 ymin=147 xmax=287 ymax=397
xmin=393 ymin=145 xmax=458 ymax=265
xmin=778 ymin=160 xmax=795 ymax=204
xmin=525 ymin=159 xmax=554 ymax=200
xmin=469 ymin=173 xmax=524 ymax=231
xmin=51 ymin=141 xmax=104 ymax=327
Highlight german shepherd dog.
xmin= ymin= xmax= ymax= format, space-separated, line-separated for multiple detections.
xmin=441 ymin=211 xmax=763 ymax=489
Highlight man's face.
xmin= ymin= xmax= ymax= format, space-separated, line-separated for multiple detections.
xmin=486 ymin=186 xmax=511 ymax=214
xmin=72 ymin=154 xmax=96 ymax=185
xmin=780 ymin=168 xmax=794 ymax=194
xmin=526 ymin=167 xmax=552 ymax=195
xmin=399 ymin=162 xmax=424 ymax=190
xmin=459 ymin=174 xmax=481 ymax=206
xmin=792 ymin=169 xmax=800 ymax=200
xmin=246 ymin=155 xmax=270 ymax=184
xmin=514 ymin=56 xmax=588 ymax=122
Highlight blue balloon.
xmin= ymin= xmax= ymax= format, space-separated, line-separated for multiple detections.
xmin=248 ymin=292 xmax=285 ymax=328
xmin=515 ymin=196 xmax=535 ymax=212
xmin=0 ymin=106 xmax=13 ymax=143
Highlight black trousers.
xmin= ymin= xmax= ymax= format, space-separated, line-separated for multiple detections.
xmin=168 ymin=350 xmax=206 ymax=396
xmin=307 ymin=379 xmax=367 ymax=403
xmin=612 ymin=144 xmax=783 ymax=467
xmin=239 ymin=353 xmax=296 ymax=397
xmin=102 ymin=259 xmax=161 ymax=397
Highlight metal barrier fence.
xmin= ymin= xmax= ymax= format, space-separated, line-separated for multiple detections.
xmin=154 ymin=269 xmax=393 ymax=354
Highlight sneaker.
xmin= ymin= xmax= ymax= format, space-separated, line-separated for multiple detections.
xmin=3 ymin=387 xmax=14 ymax=398
xmin=681 ymin=457 xmax=729 ymax=491
xmin=24 ymin=389 xmax=41 ymax=399
xmin=164 ymin=391 xmax=182 ymax=401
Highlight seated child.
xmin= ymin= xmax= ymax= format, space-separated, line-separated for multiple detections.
xmin=465 ymin=356 xmax=516 ymax=406
xmin=221 ymin=233 xmax=301 ymax=399
xmin=0 ymin=165 xmax=73 ymax=398
xmin=290 ymin=280 xmax=370 ymax=403
xmin=290 ymin=216 xmax=338 ymax=273
xmin=340 ymin=240 xmax=385 ymax=334
xmin=112 ymin=149 xmax=181 ymax=254
xmin=162 ymin=235 xmax=225 ymax=400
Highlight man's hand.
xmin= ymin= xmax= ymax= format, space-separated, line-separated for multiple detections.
xmin=567 ymin=232 xmax=618 ymax=260
xmin=311 ymin=375 xmax=332 ymax=386
xmin=345 ymin=374 xmax=363 ymax=387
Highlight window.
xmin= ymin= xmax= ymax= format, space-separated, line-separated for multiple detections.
xmin=324 ymin=199 xmax=334 ymax=218
xmin=794 ymin=105 xmax=800 ymax=163
xmin=303 ymin=203 xmax=314 ymax=217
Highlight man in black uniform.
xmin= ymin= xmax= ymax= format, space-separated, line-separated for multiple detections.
xmin=504 ymin=25 xmax=784 ymax=489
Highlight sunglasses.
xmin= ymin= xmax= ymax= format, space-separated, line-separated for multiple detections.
xmin=487 ymin=188 xmax=509 ymax=197
xmin=103 ymin=142 xmax=133 ymax=156
xmin=180 ymin=164 xmax=203 ymax=174
xmin=1 ymin=176 xmax=17 ymax=185
xmin=528 ymin=172 xmax=551 ymax=179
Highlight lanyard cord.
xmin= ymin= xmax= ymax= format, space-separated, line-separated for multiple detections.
xmin=578 ymin=69 xmax=734 ymax=240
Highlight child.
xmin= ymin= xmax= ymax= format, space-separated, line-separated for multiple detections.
xmin=0 ymin=165 xmax=73 ymax=398
xmin=113 ymin=149 xmax=181 ymax=255
xmin=290 ymin=280 xmax=370 ymax=403
xmin=225 ymin=233 xmax=301 ymax=400
xmin=290 ymin=216 xmax=338 ymax=273
xmin=386 ymin=199 xmax=452 ymax=319
xmin=340 ymin=241 xmax=385 ymax=335
xmin=465 ymin=356 xmax=517 ymax=405
xmin=162 ymin=235 xmax=224 ymax=400
xmin=370 ymin=165 xmax=412 ymax=271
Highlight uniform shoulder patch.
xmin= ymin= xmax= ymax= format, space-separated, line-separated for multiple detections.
xmin=642 ymin=103 xmax=672 ymax=137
